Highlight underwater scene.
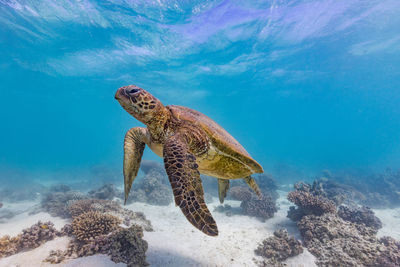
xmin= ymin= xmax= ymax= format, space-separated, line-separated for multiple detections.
xmin=1 ymin=0 xmax=400 ymax=266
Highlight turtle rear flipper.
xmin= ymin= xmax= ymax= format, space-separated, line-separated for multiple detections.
xmin=218 ymin=179 xmax=230 ymax=204
xmin=163 ymin=132 xmax=218 ymax=236
xmin=244 ymin=176 xmax=263 ymax=199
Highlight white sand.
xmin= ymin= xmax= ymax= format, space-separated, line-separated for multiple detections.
xmin=0 ymin=211 xmax=68 ymax=236
xmin=374 ymin=207 xmax=400 ymax=240
xmin=0 ymin=192 xmax=318 ymax=267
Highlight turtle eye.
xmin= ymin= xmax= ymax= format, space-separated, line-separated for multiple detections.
xmin=127 ymin=88 xmax=140 ymax=94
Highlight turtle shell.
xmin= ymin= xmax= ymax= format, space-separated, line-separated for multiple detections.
xmin=167 ymin=105 xmax=263 ymax=174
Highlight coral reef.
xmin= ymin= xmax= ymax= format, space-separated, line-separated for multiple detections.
xmin=68 ymin=198 xmax=153 ymax=231
xmin=72 ymin=211 xmax=121 ymax=242
xmin=298 ymin=213 xmax=400 ymax=266
xmin=338 ymin=205 xmax=382 ymax=231
xmin=287 ymin=190 xmax=336 ymax=221
xmin=255 ymin=229 xmax=303 ymax=266
xmin=107 ymin=225 xmax=149 ymax=267
xmin=309 ymin=178 xmax=366 ymax=205
xmin=41 ymin=190 xmax=87 ymax=218
xmin=229 ymin=186 xmax=253 ymax=201
xmin=88 ymin=183 xmax=121 ymax=200
xmin=1 ymin=221 xmax=59 ymax=258
xmin=18 ymin=221 xmax=58 ymax=250
xmin=241 ymin=195 xmax=277 ymax=221
xmin=0 ymin=235 xmax=19 ymax=258
xmin=49 ymin=225 xmax=148 ymax=266
xmin=127 ymin=160 xmax=172 ymax=206
xmin=376 ymin=236 xmax=400 ymax=267
xmin=254 ymin=174 xmax=279 ymax=201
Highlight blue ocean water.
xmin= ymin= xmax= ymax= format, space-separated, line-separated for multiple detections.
xmin=1 ymin=1 xmax=400 ymax=266
xmin=1 ymin=0 xmax=400 ymax=177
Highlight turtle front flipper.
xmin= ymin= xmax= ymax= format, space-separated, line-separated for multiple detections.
xmin=123 ymin=127 xmax=148 ymax=204
xmin=163 ymin=132 xmax=218 ymax=236
xmin=218 ymin=179 xmax=230 ymax=204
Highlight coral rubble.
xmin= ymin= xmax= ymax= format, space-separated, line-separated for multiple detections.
xmin=255 ymin=229 xmax=303 ymax=266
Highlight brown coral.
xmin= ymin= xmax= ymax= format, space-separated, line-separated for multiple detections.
xmin=72 ymin=211 xmax=121 ymax=242
xmin=0 ymin=235 xmax=20 ymax=258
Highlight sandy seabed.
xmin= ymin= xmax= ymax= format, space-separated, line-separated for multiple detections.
xmin=1 ymin=191 xmax=399 ymax=267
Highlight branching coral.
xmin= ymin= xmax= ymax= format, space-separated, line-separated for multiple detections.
xmin=287 ymin=190 xmax=336 ymax=221
xmin=338 ymin=205 xmax=382 ymax=231
xmin=255 ymin=229 xmax=303 ymax=266
xmin=72 ymin=211 xmax=121 ymax=242
xmin=0 ymin=235 xmax=20 ymax=258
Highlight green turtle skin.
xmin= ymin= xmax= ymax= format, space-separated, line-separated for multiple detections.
xmin=115 ymin=85 xmax=263 ymax=236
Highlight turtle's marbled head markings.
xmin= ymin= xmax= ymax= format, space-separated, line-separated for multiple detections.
xmin=115 ymin=85 xmax=164 ymax=125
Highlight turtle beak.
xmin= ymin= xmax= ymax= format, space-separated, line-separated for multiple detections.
xmin=115 ymin=87 xmax=126 ymax=101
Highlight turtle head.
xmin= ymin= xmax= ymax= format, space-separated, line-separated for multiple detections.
xmin=115 ymin=85 xmax=164 ymax=124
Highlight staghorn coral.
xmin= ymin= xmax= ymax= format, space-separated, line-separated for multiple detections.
xmin=298 ymin=213 xmax=400 ymax=267
xmin=72 ymin=211 xmax=121 ymax=242
xmin=18 ymin=221 xmax=58 ymax=250
xmin=255 ymin=229 xmax=303 ymax=266
xmin=107 ymin=225 xmax=149 ymax=267
xmin=0 ymin=235 xmax=20 ymax=258
xmin=41 ymin=190 xmax=87 ymax=218
xmin=241 ymin=195 xmax=277 ymax=221
xmin=338 ymin=205 xmax=382 ymax=231
xmin=287 ymin=190 xmax=336 ymax=221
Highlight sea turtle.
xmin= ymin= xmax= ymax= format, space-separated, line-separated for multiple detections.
xmin=115 ymin=85 xmax=264 ymax=236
